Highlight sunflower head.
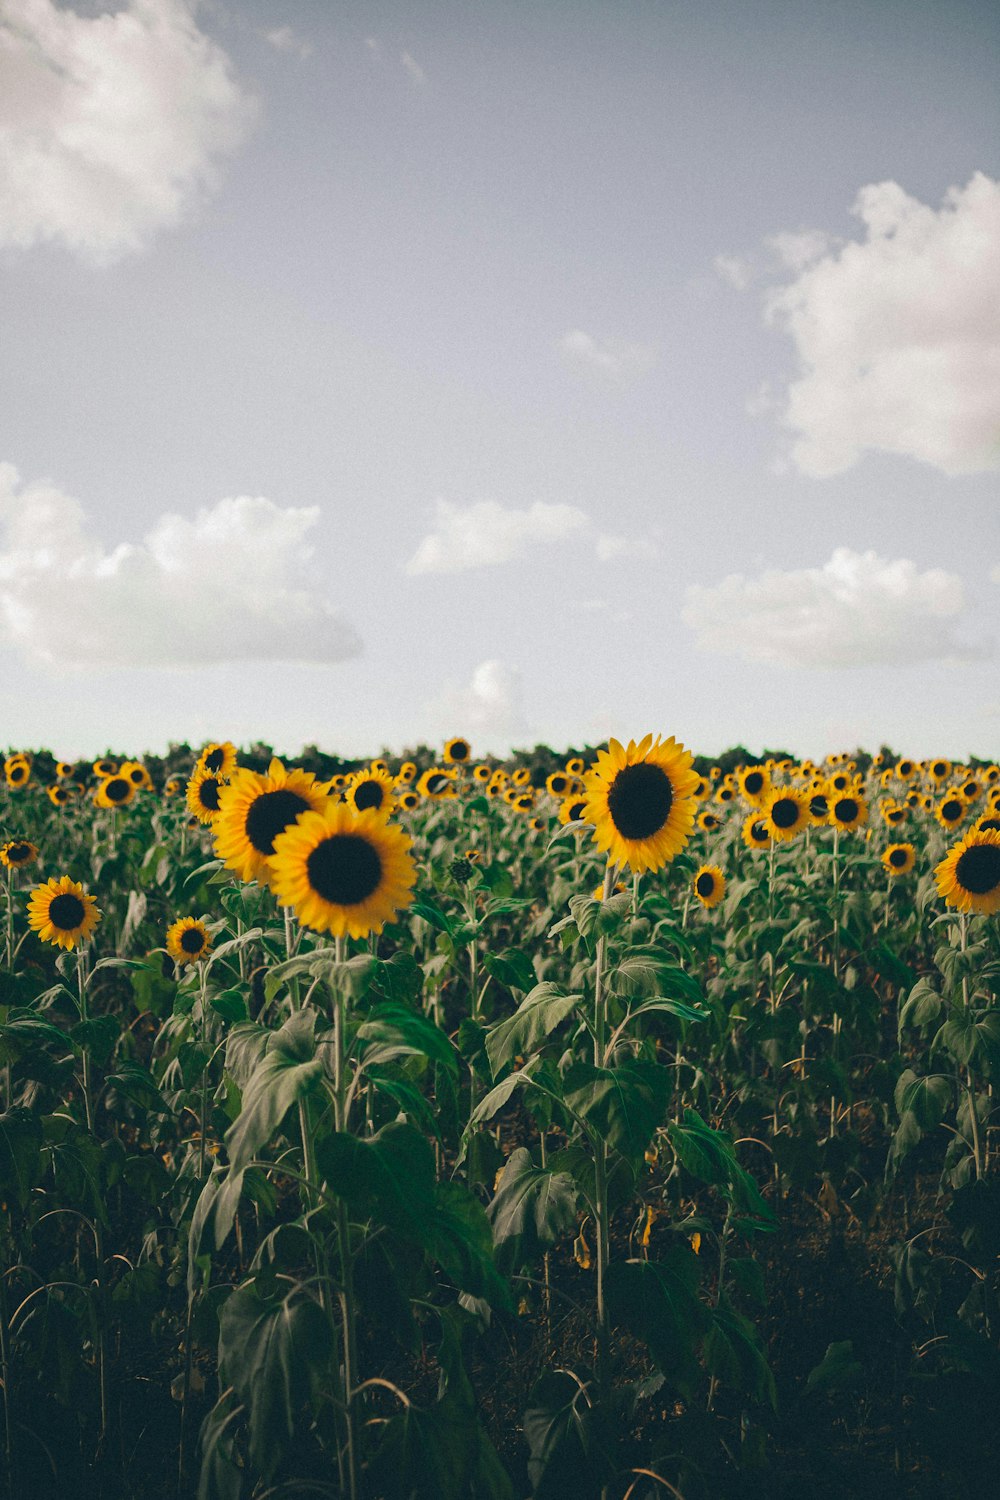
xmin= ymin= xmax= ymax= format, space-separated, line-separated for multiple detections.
xmin=742 ymin=814 xmax=772 ymax=850
xmin=4 ymin=757 xmax=30 ymax=788
xmin=92 ymin=759 xmax=117 ymax=778
xmin=197 ymin=741 xmax=239 ymax=779
xmin=56 ymin=761 xmax=75 ymax=779
xmin=443 ymin=737 xmax=471 ymax=764
xmin=583 ymin=735 xmax=699 ymax=875
xmin=346 ymin=768 xmax=395 ymax=819
xmin=1 ymin=839 xmax=39 ymax=870
xmin=121 ymin=760 xmax=153 ymax=789
xmin=565 ymin=758 xmax=585 ymax=776
xmin=396 ymin=790 xmax=420 ymax=811
xmin=472 ymin=764 xmax=492 ymax=784
xmin=269 ymin=802 xmax=417 ymax=938
xmin=558 ymin=795 xmax=590 ymax=826
xmin=186 ymin=768 xmax=228 ymax=825
xmin=763 ymin=787 xmax=810 ymax=843
xmin=417 ymin=768 xmax=458 ymax=799
xmin=512 ymin=768 xmax=532 ymax=787
xmin=935 ymin=829 xmax=1000 ymax=915
xmin=737 ymin=765 xmax=770 ymax=805
xmin=166 ymin=916 xmax=213 ymax=966
xmin=882 ymin=842 xmax=916 ymax=877
xmin=396 ymin=761 xmax=418 ymax=784
xmin=693 ymin=865 xmax=725 ymax=909
xmin=214 ymin=759 xmax=325 ymax=883
xmin=96 ymin=775 xmax=136 ymax=810
xmin=829 ymin=792 xmax=868 ymax=832
xmin=48 ymin=785 xmax=71 ymax=807
xmin=546 ymin=771 xmax=571 ymax=798
xmin=697 ymin=810 xmax=720 ymax=833
xmin=935 ymin=793 xmax=967 ymax=830
xmin=27 ymin=875 xmax=101 ymax=950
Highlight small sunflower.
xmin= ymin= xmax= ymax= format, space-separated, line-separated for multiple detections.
xmin=558 ymin=796 xmax=590 ymax=826
xmin=693 ymin=865 xmax=725 ymax=909
xmin=935 ymin=829 xmax=1000 ymax=915
xmin=565 ymin=758 xmax=585 ymax=776
xmin=395 ymin=789 xmax=420 ymax=811
xmin=27 ymin=875 xmax=101 ymax=950
xmin=529 ymin=816 xmax=545 ymax=832
xmin=512 ymin=767 xmax=532 ymax=787
xmin=697 ymin=810 xmax=720 ymax=833
xmin=443 ymin=737 xmax=471 ymax=765
xmin=895 ymin=758 xmax=916 ymax=780
xmin=417 ymin=768 xmax=458 ymax=799
xmin=270 ymin=803 xmax=417 ymax=938
xmin=56 ymin=761 xmax=75 ymax=779
xmin=166 ymin=917 xmax=212 ymax=966
xmin=92 ymin=758 xmax=117 ymax=778
xmin=880 ymin=801 xmax=907 ymax=826
xmin=396 ymin=761 xmax=418 ymax=785
xmin=715 ymin=785 xmax=736 ymax=806
xmin=4 ymin=756 xmax=30 ymax=788
xmin=186 ymin=769 xmax=227 ymax=824
xmin=1 ymin=839 xmax=39 ymax=870
xmin=742 ymin=814 xmax=771 ymax=850
xmin=692 ymin=774 xmax=711 ymax=800
xmin=583 ymin=735 xmax=699 ymax=875
xmin=164 ymin=778 xmax=183 ymax=797
xmin=546 ymin=771 xmax=572 ymax=798
xmin=737 ymin=765 xmax=770 ymax=805
xmin=47 ymin=785 xmax=71 ymax=807
xmin=345 ymin=767 xmax=395 ymax=819
xmin=121 ymin=760 xmax=153 ymax=790
xmin=928 ymin=758 xmax=952 ymax=784
xmin=882 ymin=843 xmax=916 ymax=877
xmin=513 ymin=792 xmax=535 ymax=814
xmin=214 ymin=760 xmax=325 ymax=884
xmin=472 ymin=764 xmax=492 ymax=784
xmin=935 ymin=792 xmax=967 ymax=831
xmin=96 ymin=775 xmax=136 ymax=809
xmin=763 ymin=787 xmax=810 ymax=843
xmin=808 ymin=791 xmax=830 ymax=823
xmin=197 ymin=742 xmax=239 ymax=778
xmin=829 ymin=792 xmax=868 ymax=832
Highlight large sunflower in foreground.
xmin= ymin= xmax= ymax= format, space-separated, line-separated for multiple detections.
xmin=935 ymin=828 xmax=1000 ymax=915
xmin=583 ymin=735 xmax=699 ymax=875
xmin=27 ymin=876 xmax=101 ymax=950
xmin=270 ymin=803 xmax=417 ymax=938
xmin=214 ymin=759 xmax=326 ymax=884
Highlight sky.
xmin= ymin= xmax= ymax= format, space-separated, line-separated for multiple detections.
xmin=0 ymin=0 xmax=998 ymax=762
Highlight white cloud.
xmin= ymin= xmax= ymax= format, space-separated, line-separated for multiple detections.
xmin=558 ymin=329 xmax=656 ymax=381
xmin=765 ymin=229 xmax=831 ymax=271
xmin=432 ymin=660 xmax=527 ymax=751
xmin=594 ymin=532 xmax=659 ymax=563
xmin=263 ymin=25 xmax=312 ymax=59
xmin=0 ymin=0 xmax=256 ymax=262
xmin=404 ymin=498 xmax=590 ymax=575
xmin=764 ymin=173 xmax=1000 ymax=476
xmin=399 ymin=50 xmax=427 ymax=87
xmin=0 ymin=464 xmax=361 ymax=667
xmin=682 ymin=547 xmax=984 ymax=668
xmin=712 ymin=253 xmax=752 ymax=290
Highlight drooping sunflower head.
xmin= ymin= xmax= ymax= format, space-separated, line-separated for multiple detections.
xmin=197 ymin=741 xmax=238 ymax=779
xmin=214 ymin=759 xmax=326 ymax=884
xmin=829 ymin=792 xmax=868 ymax=832
xmin=270 ymin=802 xmax=417 ymax=939
xmin=166 ymin=916 xmax=213 ymax=966
xmin=96 ymin=775 xmax=136 ymax=810
xmin=808 ymin=792 xmax=830 ymax=823
xmin=1 ymin=838 xmax=39 ymax=870
xmin=27 ymin=875 xmax=101 ymax=950
xmin=882 ymin=843 xmax=916 ymax=877
xmin=935 ymin=829 xmax=1000 ymax=915
xmin=186 ymin=768 xmax=228 ymax=825
xmin=583 ymin=735 xmax=699 ymax=875
xmin=763 ymin=787 xmax=810 ymax=843
xmin=693 ymin=864 xmax=726 ymax=909
xmin=742 ymin=814 xmax=772 ymax=850
xmin=512 ymin=767 xmax=532 ymax=787
xmin=345 ymin=767 xmax=395 ymax=819
xmin=443 ymin=737 xmax=471 ymax=764
xmin=513 ymin=792 xmax=534 ymax=814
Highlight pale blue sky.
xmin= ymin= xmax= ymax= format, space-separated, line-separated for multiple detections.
xmin=0 ymin=0 xmax=997 ymax=760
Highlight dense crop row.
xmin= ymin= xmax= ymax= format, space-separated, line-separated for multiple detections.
xmin=1 ymin=739 xmax=999 ymax=1499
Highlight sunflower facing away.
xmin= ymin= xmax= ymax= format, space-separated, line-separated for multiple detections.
xmin=269 ymin=803 xmax=417 ymax=939
xmin=693 ymin=865 xmax=726 ymax=909
xmin=27 ymin=876 xmax=101 ymax=950
xmin=583 ymin=735 xmax=699 ymax=875
xmin=882 ymin=843 xmax=916 ymax=877
xmin=935 ymin=829 xmax=1000 ymax=916
xmin=214 ymin=759 xmax=326 ymax=884
xmin=166 ymin=917 xmax=213 ymax=966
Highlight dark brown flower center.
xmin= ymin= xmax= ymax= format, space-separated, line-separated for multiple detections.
xmin=607 ymin=762 xmax=673 ymax=840
xmin=180 ymin=926 xmax=205 ymax=953
xmin=743 ymin=771 xmax=764 ymax=795
xmin=204 ymin=748 xmax=225 ymax=772
xmin=105 ymin=778 xmax=130 ymax=803
xmin=49 ymin=893 xmax=85 ymax=930
xmin=835 ymin=798 xmax=859 ymax=823
xmin=306 ymin=834 xmax=383 ymax=905
xmin=770 ymin=796 xmax=800 ymax=829
xmin=199 ymin=778 xmax=223 ymax=811
xmin=954 ymin=844 xmax=1000 ymax=895
xmin=353 ymin=780 xmax=385 ymax=812
xmin=941 ymin=800 xmax=963 ymax=822
xmin=696 ymin=871 xmax=716 ymax=897
xmin=245 ymin=789 xmax=311 ymax=854
xmin=889 ymin=847 xmax=908 ymax=867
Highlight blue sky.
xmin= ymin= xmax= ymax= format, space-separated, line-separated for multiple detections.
xmin=0 ymin=0 xmax=997 ymax=760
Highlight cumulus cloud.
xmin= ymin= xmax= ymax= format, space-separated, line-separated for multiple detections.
xmin=764 ymin=173 xmax=1000 ymax=476
xmin=681 ymin=547 xmax=984 ymax=668
xmin=0 ymin=0 xmax=256 ymax=262
xmin=558 ymin=329 xmax=656 ymax=381
xmin=0 ymin=464 xmax=361 ymax=667
xmin=404 ymin=499 xmax=590 ymax=575
xmin=432 ymin=660 xmax=527 ymax=749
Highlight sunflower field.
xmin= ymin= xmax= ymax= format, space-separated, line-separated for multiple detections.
xmin=1 ymin=737 xmax=999 ymax=1500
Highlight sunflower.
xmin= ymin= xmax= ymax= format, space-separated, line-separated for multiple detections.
xmin=4 ymin=756 xmax=30 ymax=788
xmin=546 ymin=771 xmax=572 ymax=798
xmin=882 ymin=843 xmax=916 ymax=877
xmin=472 ymin=764 xmax=492 ymax=784
xmin=370 ymin=759 xmax=389 ymax=775
xmin=396 ymin=761 xmax=418 ymax=785
xmin=214 ymin=760 xmax=325 ymax=884
xmin=935 ymin=793 xmax=967 ymax=831
xmin=737 ymin=765 xmax=770 ymax=805
xmin=27 ymin=875 xmax=101 ymax=950
xmin=270 ymin=803 xmax=417 ymax=938
xmin=583 ymin=735 xmax=698 ymax=875
xmin=417 ymin=768 xmax=458 ymax=799
xmin=95 ymin=775 xmax=136 ymax=809
xmin=513 ymin=793 xmax=535 ymax=814
xmin=345 ymin=767 xmax=395 ymax=819
xmin=558 ymin=796 xmax=590 ymax=826
xmin=565 ymin=758 xmax=585 ymax=776
xmin=960 ymin=778 xmax=981 ymax=803
xmin=197 ymin=741 xmax=238 ymax=778
xmin=395 ymin=789 xmax=420 ymax=812
xmin=443 ymin=737 xmax=471 ymax=765
xmin=715 ymin=785 xmax=736 ymax=806
xmin=56 ymin=761 xmax=75 ymax=779
xmin=742 ymin=814 xmax=772 ymax=850
xmin=693 ymin=865 xmax=725 ymax=909
xmin=166 ymin=916 xmax=212 ymax=966
xmin=47 ymin=785 xmax=71 ymax=807
xmin=0 ymin=839 xmax=39 ymax=870
xmin=808 ymin=791 xmax=830 ymax=823
xmin=935 ymin=829 xmax=1000 ymax=916
xmin=763 ymin=787 xmax=810 ymax=843
xmin=164 ymin=778 xmax=183 ymax=797
xmin=92 ymin=758 xmax=117 ymax=778
xmin=972 ymin=813 xmax=1000 ymax=835
xmin=529 ymin=816 xmax=545 ymax=832
xmin=828 ymin=771 xmax=852 ymax=794
xmin=895 ymin=758 xmax=916 ymax=780
xmin=120 ymin=759 xmax=153 ymax=790
xmin=186 ymin=769 xmax=228 ymax=825
xmin=829 ymin=792 xmax=868 ymax=832
xmin=880 ymin=801 xmax=907 ymax=826
xmin=697 ymin=810 xmax=720 ymax=833
xmin=692 ymin=774 xmax=711 ymax=800
xmin=928 ymin=758 xmax=952 ymax=784
xmin=512 ymin=768 xmax=532 ymax=787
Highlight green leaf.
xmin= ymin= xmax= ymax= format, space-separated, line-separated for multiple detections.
xmin=486 ymin=1147 xmax=578 ymax=1272
xmin=71 ymin=1014 xmax=120 ymax=1067
xmin=482 ymin=948 xmax=537 ymax=994
xmin=0 ymin=1108 xmax=43 ymax=1208
xmin=563 ymin=1058 xmax=671 ymax=1160
xmin=223 ymin=1013 xmax=325 ymax=1176
xmin=703 ymin=1299 xmax=777 ymax=1408
xmin=318 ymin=1121 xmax=436 ymax=1243
xmin=411 ymin=899 xmax=455 ymax=935
xmin=210 ymin=989 xmax=248 ymax=1023
xmin=485 ymin=984 xmax=582 ymax=1076
xmin=805 ymin=1339 xmax=863 ymax=1396
xmin=217 ymin=1282 xmax=333 ymax=1480
xmin=523 ymin=1369 xmax=616 ymax=1500
xmin=605 ymin=1251 xmax=709 ymax=1399
xmin=355 ymin=1002 xmax=458 ymax=1073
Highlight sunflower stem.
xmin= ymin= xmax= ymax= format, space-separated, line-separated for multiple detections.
xmin=593 ymin=861 xmax=614 ymax=1425
xmin=330 ymin=933 xmax=360 ymax=1500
